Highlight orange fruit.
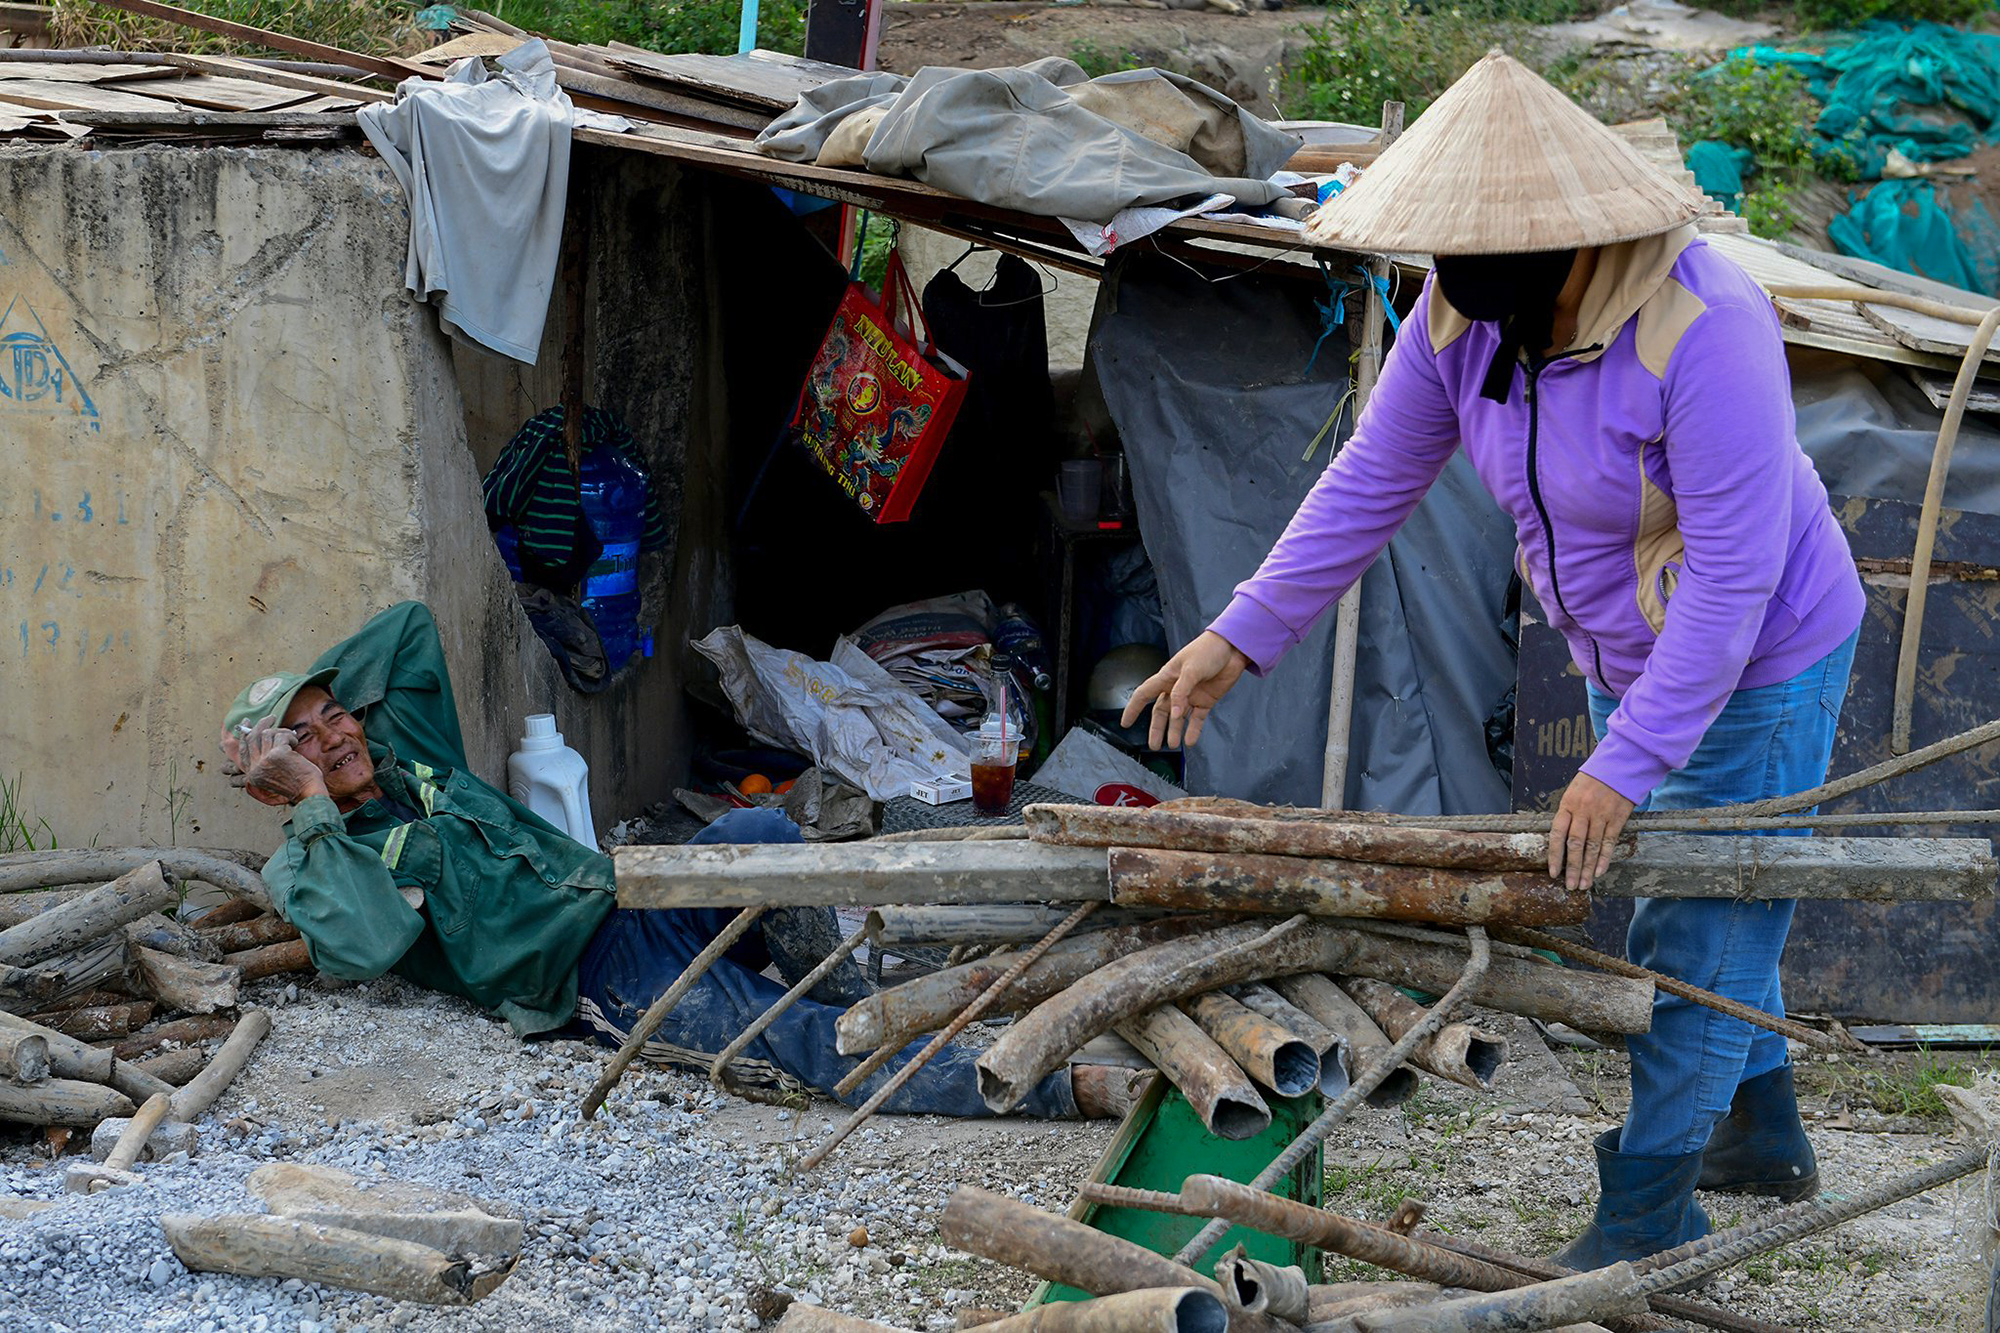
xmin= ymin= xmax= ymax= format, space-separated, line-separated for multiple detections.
xmin=775 ymin=779 xmax=795 ymax=795
xmin=739 ymin=773 xmax=774 ymax=795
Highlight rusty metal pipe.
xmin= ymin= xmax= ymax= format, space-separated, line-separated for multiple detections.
xmin=836 ymin=918 xmax=1210 ymax=1057
xmin=1173 ymin=1177 xmax=1539 ymax=1292
xmin=1420 ymin=1234 xmax=1788 ymax=1333
xmin=1337 ymin=978 xmax=1508 ymax=1091
xmin=1025 ymin=803 xmax=1592 ymax=870
xmin=976 ymin=918 xmax=1319 ymax=1113
xmin=1229 ymin=981 xmax=1353 ymax=1097
xmin=1308 ymin=1283 xmax=1454 ymax=1323
xmin=1115 ymin=1006 xmax=1272 ymax=1141
xmin=862 ymin=904 xmax=1159 ymax=950
xmin=937 ymin=1186 xmax=1289 ymax=1333
xmin=1306 ymin=1263 xmax=1646 ymax=1333
xmin=1492 ymin=924 xmax=1838 ymax=1053
xmin=1179 ymin=991 xmax=1320 ymax=1097
xmin=802 ymin=903 xmax=1099 ymax=1173
xmin=1214 ymin=1246 xmax=1309 ymax=1323
xmin=1176 ymin=930 xmax=1493 ymax=1266
xmin=974 ymin=1287 xmax=1229 ymax=1333
xmin=1108 ymin=848 xmax=1589 ymax=927
xmin=1266 ymin=975 xmax=1417 ymax=1107
xmin=1073 ymin=1187 xmax=1674 ymax=1331
xmin=1333 ymin=930 xmax=1651 ymax=1033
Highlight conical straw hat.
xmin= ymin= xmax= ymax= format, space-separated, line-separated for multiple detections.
xmin=1305 ymin=50 xmax=1702 ymax=255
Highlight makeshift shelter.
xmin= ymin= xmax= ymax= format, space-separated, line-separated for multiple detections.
xmin=0 ymin=28 xmax=1995 ymax=1023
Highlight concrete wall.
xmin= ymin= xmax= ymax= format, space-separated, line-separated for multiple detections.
xmin=0 ymin=144 xmax=723 ymax=854
xmin=446 ymin=147 xmax=728 ymax=837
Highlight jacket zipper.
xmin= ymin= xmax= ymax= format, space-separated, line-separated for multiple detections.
xmin=1523 ymin=361 xmax=1607 ymax=689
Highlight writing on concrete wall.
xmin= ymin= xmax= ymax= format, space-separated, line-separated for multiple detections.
xmin=0 ymin=296 xmax=98 ymax=432
xmin=3 ymin=489 xmax=135 ymax=664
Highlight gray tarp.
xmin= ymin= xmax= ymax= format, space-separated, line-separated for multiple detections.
xmin=1088 ymin=253 xmax=1518 ymax=814
xmin=755 ymin=59 xmax=1298 ymax=224
xmin=1790 ymin=349 xmax=2000 ymax=513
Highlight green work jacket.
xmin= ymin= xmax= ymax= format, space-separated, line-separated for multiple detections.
xmin=260 ymin=602 xmax=616 ymax=1035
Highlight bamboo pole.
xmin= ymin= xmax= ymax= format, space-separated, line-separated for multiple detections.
xmin=1321 ymin=98 xmax=1405 ymax=810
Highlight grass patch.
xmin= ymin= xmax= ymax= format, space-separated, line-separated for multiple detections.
xmin=1324 ymin=1158 xmax=1411 ymax=1220
xmin=486 ymin=0 xmax=806 ymax=56
xmin=0 ymin=773 xmax=57 ymax=854
xmin=51 ymin=0 xmax=808 ymax=59
xmin=1855 ymin=1049 xmax=1986 ymax=1119
xmin=1069 ymin=38 xmax=1151 ymax=80
xmin=50 ymin=0 xmax=422 ymax=56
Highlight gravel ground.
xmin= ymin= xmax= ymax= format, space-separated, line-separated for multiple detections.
xmin=0 ymin=979 xmax=1987 ymax=1331
xmin=0 ymin=974 xmax=1113 ymax=1333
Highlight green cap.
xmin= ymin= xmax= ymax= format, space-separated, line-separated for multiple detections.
xmin=223 ymin=667 xmax=340 ymax=737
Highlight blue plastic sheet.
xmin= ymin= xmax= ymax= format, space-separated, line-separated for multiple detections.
xmin=1728 ymin=21 xmax=2000 ymax=295
xmin=1829 ymin=178 xmax=2000 ymax=295
xmin=1686 ymin=140 xmax=1751 ymax=212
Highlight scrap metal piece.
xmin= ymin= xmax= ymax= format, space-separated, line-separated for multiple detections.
xmin=976 ymin=917 xmax=1317 ymax=1113
xmin=836 ymin=918 xmax=1210 ymax=1058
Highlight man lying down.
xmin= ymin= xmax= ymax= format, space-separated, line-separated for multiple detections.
xmin=216 ymin=601 xmax=1142 ymax=1119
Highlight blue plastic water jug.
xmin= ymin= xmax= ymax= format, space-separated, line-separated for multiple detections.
xmin=493 ymin=523 xmax=524 ymax=581
xmin=578 ymin=443 xmax=646 ymax=670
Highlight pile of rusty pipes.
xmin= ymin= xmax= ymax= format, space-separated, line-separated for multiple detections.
xmin=834 ymin=804 xmax=1651 ymax=1136
xmin=0 ymin=850 xmax=296 ymax=1136
xmin=786 ymin=1141 xmax=1992 ymax=1333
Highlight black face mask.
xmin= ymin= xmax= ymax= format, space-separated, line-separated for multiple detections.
xmin=1434 ymin=249 xmax=1578 ymax=403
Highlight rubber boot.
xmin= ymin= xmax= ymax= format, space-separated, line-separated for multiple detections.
xmin=1697 ymin=1063 xmax=1819 ymax=1202
xmin=1552 ymin=1128 xmax=1709 ymax=1271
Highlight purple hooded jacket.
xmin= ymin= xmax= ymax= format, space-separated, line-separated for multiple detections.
xmin=1211 ymin=228 xmax=1866 ymax=805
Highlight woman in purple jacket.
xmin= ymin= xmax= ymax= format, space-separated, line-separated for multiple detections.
xmin=1124 ymin=54 xmax=1865 ymax=1268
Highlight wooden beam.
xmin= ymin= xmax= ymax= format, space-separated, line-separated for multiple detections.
xmin=616 ymin=833 xmax=1992 ymax=909
xmin=84 ymin=0 xmax=428 ymax=85
xmin=156 ymin=53 xmax=392 ymax=104
xmin=613 ymin=841 xmax=1108 ymax=909
xmin=1595 ymin=834 xmax=1994 ymax=902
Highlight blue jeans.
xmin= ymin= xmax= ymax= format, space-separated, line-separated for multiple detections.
xmin=573 ymin=807 xmax=1076 ymax=1117
xmin=1586 ymin=631 xmax=1857 ymax=1157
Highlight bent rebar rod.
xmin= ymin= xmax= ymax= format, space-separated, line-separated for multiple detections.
xmin=709 ymin=923 xmax=870 ymax=1094
xmin=581 ymin=906 xmax=763 ymax=1118
xmin=1173 ymin=927 xmax=1491 ymax=1266
xmin=799 ymin=900 xmax=1101 ymax=1173
xmin=1633 ymin=1144 xmax=1991 ymax=1294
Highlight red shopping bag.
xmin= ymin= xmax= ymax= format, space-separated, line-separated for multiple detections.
xmin=790 ymin=251 xmax=969 ymax=523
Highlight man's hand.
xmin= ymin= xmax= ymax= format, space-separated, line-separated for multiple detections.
xmin=1549 ymin=772 xmax=1635 ymax=892
xmin=218 ymin=721 xmax=328 ymax=808
xmin=1120 ymin=631 xmax=1251 ymax=750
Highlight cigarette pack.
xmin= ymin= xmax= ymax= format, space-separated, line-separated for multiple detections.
xmin=909 ymin=774 xmax=973 ymax=805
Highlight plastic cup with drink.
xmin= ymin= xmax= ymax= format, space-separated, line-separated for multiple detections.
xmin=971 ymin=685 xmax=1019 ymax=817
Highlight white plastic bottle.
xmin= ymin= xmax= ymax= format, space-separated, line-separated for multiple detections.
xmin=507 ymin=714 xmax=596 ymax=848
